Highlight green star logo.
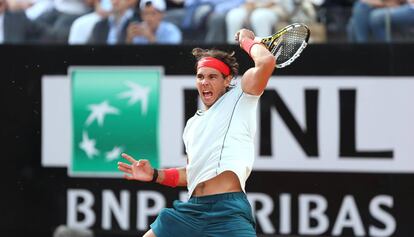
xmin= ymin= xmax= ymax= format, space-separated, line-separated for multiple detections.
xmin=70 ymin=67 xmax=161 ymax=177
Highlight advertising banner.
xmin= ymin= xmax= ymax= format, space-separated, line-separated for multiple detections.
xmin=41 ymin=71 xmax=414 ymax=236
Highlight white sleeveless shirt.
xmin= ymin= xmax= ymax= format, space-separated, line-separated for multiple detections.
xmin=183 ymin=81 xmax=261 ymax=197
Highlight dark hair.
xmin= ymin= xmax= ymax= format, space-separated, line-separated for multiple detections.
xmin=192 ymin=48 xmax=239 ymax=78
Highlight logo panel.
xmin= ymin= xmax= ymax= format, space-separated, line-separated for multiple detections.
xmin=71 ymin=67 xmax=161 ymax=176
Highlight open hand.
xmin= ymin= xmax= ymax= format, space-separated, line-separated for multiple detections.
xmin=117 ymin=153 xmax=154 ymax=181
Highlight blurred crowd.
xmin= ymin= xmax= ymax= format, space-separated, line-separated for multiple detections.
xmin=0 ymin=0 xmax=413 ymax=45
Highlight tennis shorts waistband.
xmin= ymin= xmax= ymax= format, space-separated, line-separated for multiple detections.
xmin=189 ymin=192 xmax=246 ymax=204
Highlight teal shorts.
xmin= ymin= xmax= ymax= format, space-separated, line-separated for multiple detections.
xmin=150 ymin=192 xmax=256 ymax=237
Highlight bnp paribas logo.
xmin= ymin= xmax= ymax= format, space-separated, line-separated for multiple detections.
xmin=70 ymin=67 xmax=161 ymax=177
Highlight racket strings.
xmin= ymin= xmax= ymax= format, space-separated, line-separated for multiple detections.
xmin=275 ymin=27 xmax=308 ymax=64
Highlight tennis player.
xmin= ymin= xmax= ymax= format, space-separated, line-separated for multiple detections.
xmin=117 ymin=28 xmax=276 ymax=237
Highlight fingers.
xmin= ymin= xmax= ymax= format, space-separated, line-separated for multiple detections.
xmin=121 ymin=153 xmax=149 ymax=166
xmin=121 ymin=153 xmax=136 ymax=163
xmin=118 ymin=161 xmax=130 ymax=169
xmin=118 ymin=162 xmax=132 ymax=174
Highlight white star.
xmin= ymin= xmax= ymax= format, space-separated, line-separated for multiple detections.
xmin=85 ymin=100 xmax=119 ymax=127
xmin=118 ymin=81 xmax=150 ymax=115
xmin=79 ymin=131 xmax=99 ymax=158
xmin=105 ymin=146 xmax=123 ymax=162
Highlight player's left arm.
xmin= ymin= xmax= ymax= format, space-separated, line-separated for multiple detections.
xmin=155 ymin=167 xmax=187 ymax=187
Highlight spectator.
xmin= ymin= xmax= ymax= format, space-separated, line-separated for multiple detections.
xmin=347 ymin=0 xmax=414 ymax=42
xmin=280 ymin=0 xmax=324 ymax=43
xmin=225 ymin=0 xmax=295 ymax=43
xmin=166 ymin=0 xmax=182 ymax=9
xmin=289 ymin=0 xmax=318 ymax=24
xmin=88 ymin=0 xmax=138 ymax=44
xmin=164 ymin=0 xmax=210 ymax=31
xmin=0 ymin=0 xmax=46 ymax=43
xmin=34 ymin=0 xmax=93 ymax=43
xmin=126 ymin=0 xmax=182 ymax=44
xmin=6 ymin=0 xmax=54 ymax=20
xmin=164 ymin=0 xmax=244 ymax=43
xmin=204 ymin=0 xmax=244 ymax=44
xmin=68 ymin=0 xmax=111 ymax=44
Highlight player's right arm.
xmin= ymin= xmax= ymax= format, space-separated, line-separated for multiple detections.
xmin=235 ymin=29 xmax=276 ymax=96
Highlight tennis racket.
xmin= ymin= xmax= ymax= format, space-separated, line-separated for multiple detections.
xmin=257 ymin=23 xmax=310 ymax=68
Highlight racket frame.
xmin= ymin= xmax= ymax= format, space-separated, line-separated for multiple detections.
xmin=256 ymin=23 xmax=310 ymax=68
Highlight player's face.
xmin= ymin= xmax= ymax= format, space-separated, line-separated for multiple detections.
xmin=196 ymin=67 xmax=231 ymax=109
